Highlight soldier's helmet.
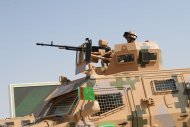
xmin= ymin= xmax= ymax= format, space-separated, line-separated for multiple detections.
xmin=123 ymin=31 xmax=137 ymax=43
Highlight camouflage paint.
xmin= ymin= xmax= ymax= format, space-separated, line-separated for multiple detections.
xmin=110 ymin=76 xmax=140 ymax=90
xmin=172 ymin=76 xmax=188 ymax=113
xmin=138 ymin=43 xmax=151 ymax=68
xmin=135 ymin=105 xmax=148 ymax=127
xmin=127 ymin=105 xmax=148 ymax=127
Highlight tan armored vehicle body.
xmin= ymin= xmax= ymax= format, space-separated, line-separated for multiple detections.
xmin=1 ymin=32 xmax=190 ymax=127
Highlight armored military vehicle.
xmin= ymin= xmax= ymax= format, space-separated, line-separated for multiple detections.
xmin=1 ymin=32 xmax=190 ymax=127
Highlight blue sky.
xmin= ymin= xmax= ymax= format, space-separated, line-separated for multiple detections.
xmin=1 ymin=1 xmax=190 ymax=117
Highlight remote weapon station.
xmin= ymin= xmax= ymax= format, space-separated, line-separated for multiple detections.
xmin=1 ymin=32 xmax=190 ymax=127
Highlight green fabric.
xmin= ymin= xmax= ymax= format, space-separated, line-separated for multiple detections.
xmin=79 ymin=87 xmax=95 ymax=100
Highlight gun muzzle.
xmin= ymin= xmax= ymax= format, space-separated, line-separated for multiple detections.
xmin=36 ymin=43 xmax=44 ymax=46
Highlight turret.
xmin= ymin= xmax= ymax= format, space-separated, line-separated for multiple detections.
xmin=94 ymin=32 xmax=162 ymax=75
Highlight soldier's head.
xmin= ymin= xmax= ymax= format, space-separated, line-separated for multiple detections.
xmin=123 ymin=31 xmax=137 ymax=43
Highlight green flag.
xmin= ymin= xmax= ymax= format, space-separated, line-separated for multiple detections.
xmin=78 ymin=87 xmax=95 ymax=100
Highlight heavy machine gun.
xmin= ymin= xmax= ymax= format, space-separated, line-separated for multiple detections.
xmin=36 ymin=41 xmax=82 ymax=51
xmin=36 ymin=38 xmax=112 ymax=74
xmin=36 ymin=38 xmax=111 ymax=53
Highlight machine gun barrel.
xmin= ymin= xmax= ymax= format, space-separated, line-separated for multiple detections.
xmin=36 ymin=42 xmax=82 ymax=51
xmin=36 ymin=41 xmax=111 ymax=52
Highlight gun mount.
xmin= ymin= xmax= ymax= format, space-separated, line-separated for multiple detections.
xmin=36 ymin=38 xmax=113 ymax=75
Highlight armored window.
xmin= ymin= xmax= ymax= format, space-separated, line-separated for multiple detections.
xmin=153 ymin=79 xmax=177 ymax=92
xmin=117 ymin=54 xmax=134 ymax=63
xmin=142 ymin=52 xmax=157 ymax=62
xmin=93 ymin=92 xmax=124 ymax=116
xmin=47 ymin=90 xmax=78 ymax=116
